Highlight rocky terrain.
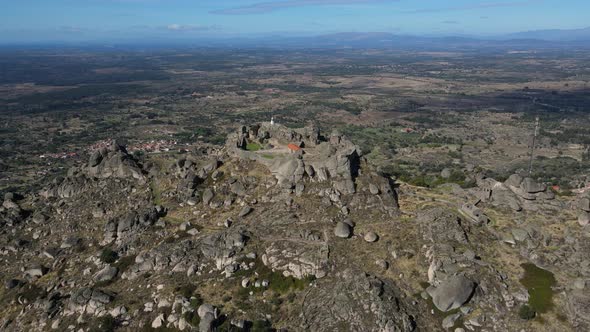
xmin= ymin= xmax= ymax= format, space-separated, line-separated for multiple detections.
xmin=1 ymin=123 xmax=589 ymax=332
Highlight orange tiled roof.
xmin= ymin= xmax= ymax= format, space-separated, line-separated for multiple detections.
xmin=287 ymin=143 xmax=301 ymax=151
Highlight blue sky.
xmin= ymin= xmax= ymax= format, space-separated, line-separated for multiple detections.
xmin=0 ymin=0 xmax=588 ymax=42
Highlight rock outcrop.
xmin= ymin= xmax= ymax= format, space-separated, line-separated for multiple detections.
xmin=475 ymin=174 xmax=560 ymax=212
xmin=301 ymin=269 xmax=416 ymax=331
xmin=427 ymin=275 xmax=475 ymax=312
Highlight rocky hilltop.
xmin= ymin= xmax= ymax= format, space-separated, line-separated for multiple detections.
xmin=1 ymin=123 xmax=589 ymax=331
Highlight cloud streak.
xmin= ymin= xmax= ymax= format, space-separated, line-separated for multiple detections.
xmin=212 ymin=0 xmax=397 ymax=15
xmin=402 ymin=0 xmax=542 ymax=14
xmin=165 ymin=24 xmax=217 ymax=32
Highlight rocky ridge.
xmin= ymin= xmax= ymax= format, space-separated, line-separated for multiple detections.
xmin=0 ymin=123 xmax=588 ymax=331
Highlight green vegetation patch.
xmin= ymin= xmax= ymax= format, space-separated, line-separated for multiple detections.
xmin=520 ymin=263 xmax=556 ymax=314
xmin=90 ymin=316 xmax=118 ymax=332
xmin=99 ymin=248 xmax=118 ymax=264
xmin=149 ymin=180 xmax=163 ymax=206
xmin=235 ymin=259 xmax=314 ymax=295
xmin=518 ymin=304 xmax=536 ymax=320
xmin=246 ymin=143 xmax=262 ymax=152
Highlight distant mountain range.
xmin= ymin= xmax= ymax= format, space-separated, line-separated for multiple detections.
xmin=502 ymin=27 xmax=590 ymax=41
xmin=3 ymin=27 xmax=590 ymax=49
xmin=215 ymin=28 xmax=590 ymax=49
xmin=200 ymin=27 xmax=590 ymax=49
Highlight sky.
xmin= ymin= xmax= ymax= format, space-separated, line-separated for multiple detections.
xmin=0 ymin=0 xmax=589 ymax=42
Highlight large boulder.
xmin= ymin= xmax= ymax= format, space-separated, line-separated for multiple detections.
xmin=520 ymin=178 xmax=546 ymax=194
xmin=198 ymin=303 xmax=217 ymax=332
xmin=364 ymin=232 xmax=379 ymax=243
xmin=579 ymin=211 xmax=590 ymax=227
xmin=504 ymin=174 xmax=523 ymax=188
xmin=94 ymin=266 xmax=118 ymax=282
xmin=334 ymin=222 xmax=352 ymax=238
xmin=427 ymin=275 xmax=475 ymax=312
xmin=201 ymin=230 xmax=248 ymax=269
xmin=197 ymin=303 xmax=217 ymax=319
xmin=86 ymin=141 xmax=144 ymax=182
xmin=269 ymin=157 xmax=301 ymax=187
xmin=56 ymin=176 xmax=88 ymax=199
xmin=199 ymin=313 xmax=215 ymax=332
xmin=202 ymin=188 xmax=214 ymax=206
xmin=103 ymin=207 xmax=163 ymax=244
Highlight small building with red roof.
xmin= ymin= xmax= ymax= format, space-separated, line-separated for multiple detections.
xmin=287 ymin=143 xmax=302 ymax=153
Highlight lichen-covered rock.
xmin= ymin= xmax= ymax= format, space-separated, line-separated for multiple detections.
xmin=334 ymin=221 xmax=352 ymax=238
xmin=427 ymin=275 xmax=475 ymax=312
xmin=364 ymin=232 xmax=378 ymax=243
xmin=201 ymin=229 xmax=248 ymax=270
xmin=103 ymin=206 xmax=164 ymax=244
xmin=94 ymin=266 xmax=118 ymax=282
xmin=301 ymin=269 xmax=415 ymax=331
xmin=86 ymin=141 xmax=145 ymax=182
xmin=520 ymin=178 xmax=546 ymax=194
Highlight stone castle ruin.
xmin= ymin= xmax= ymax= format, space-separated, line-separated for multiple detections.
xmin=226 ymin=122 xmax=363 ymax=195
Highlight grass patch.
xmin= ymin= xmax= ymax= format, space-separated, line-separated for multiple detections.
xmin=17 ymin=284 xmax=47 ymax=302
xmin=246 ymin=143 xmax=262 ymax=151
xmin=181 ymin=291 xmax=203 ymax=328
xmin=175 ymin=284 xmax=198 ymax=298
xmin=267 ymin=271 xmax=313 ymax=294
xmin=261 ymin=154 xmax=275 ymax=160
xmin=149 ymin=180 xmax=163 ymax=205
xmin=520 ymin=263 xmax=556 ymax=315
xmin=235 ymin=259 xmax=315 ymax=295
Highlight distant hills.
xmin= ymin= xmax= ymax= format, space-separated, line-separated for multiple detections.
xmin=503 ymin=27 xmax=590 ymax=42
xmin=3 ymin=27 xmax=590 ymax=49
xmin=223 ymin=29 xmax=590 ymax=49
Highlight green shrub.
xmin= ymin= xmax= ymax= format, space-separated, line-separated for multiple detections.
xmin=246 ymin=143 xmax=262 ymax=151
xmin=518 ymin=305 xmax=536 ymax=320
xmin=100 ymin=248 xmax=118 ymax=264
xmin=251 ymin=319 xmax=273 ymax=332
xmin=183 ymin=311 xmax=200 ymax=327
xmin=18 ymin=284 xmax=46 ymax=302
xmin=176 ymin=284 xmax=197 ymax=298
xmin=268 ymin=273 xmax=314 ymax=294
xmin=90 ymin=316 xmax=117 ymax=332
xmin=190 ymin=294 xmax=204 ymax=308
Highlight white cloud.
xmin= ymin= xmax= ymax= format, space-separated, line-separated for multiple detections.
xmin=165 ymin=24 xmax=217 ymax=32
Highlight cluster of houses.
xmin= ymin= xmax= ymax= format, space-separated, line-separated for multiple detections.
xmin=87 ymin=139 xmax=113 ymax=152
xmin=39 ymin=152 xmax=78 ymax=160
xmin=39 ymin=138 xmax=185 ymax=162
xmin=87 ymin=139 xmax=182 ymax=153
xmin=127 ymin=140 xmax=180 ymax=153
